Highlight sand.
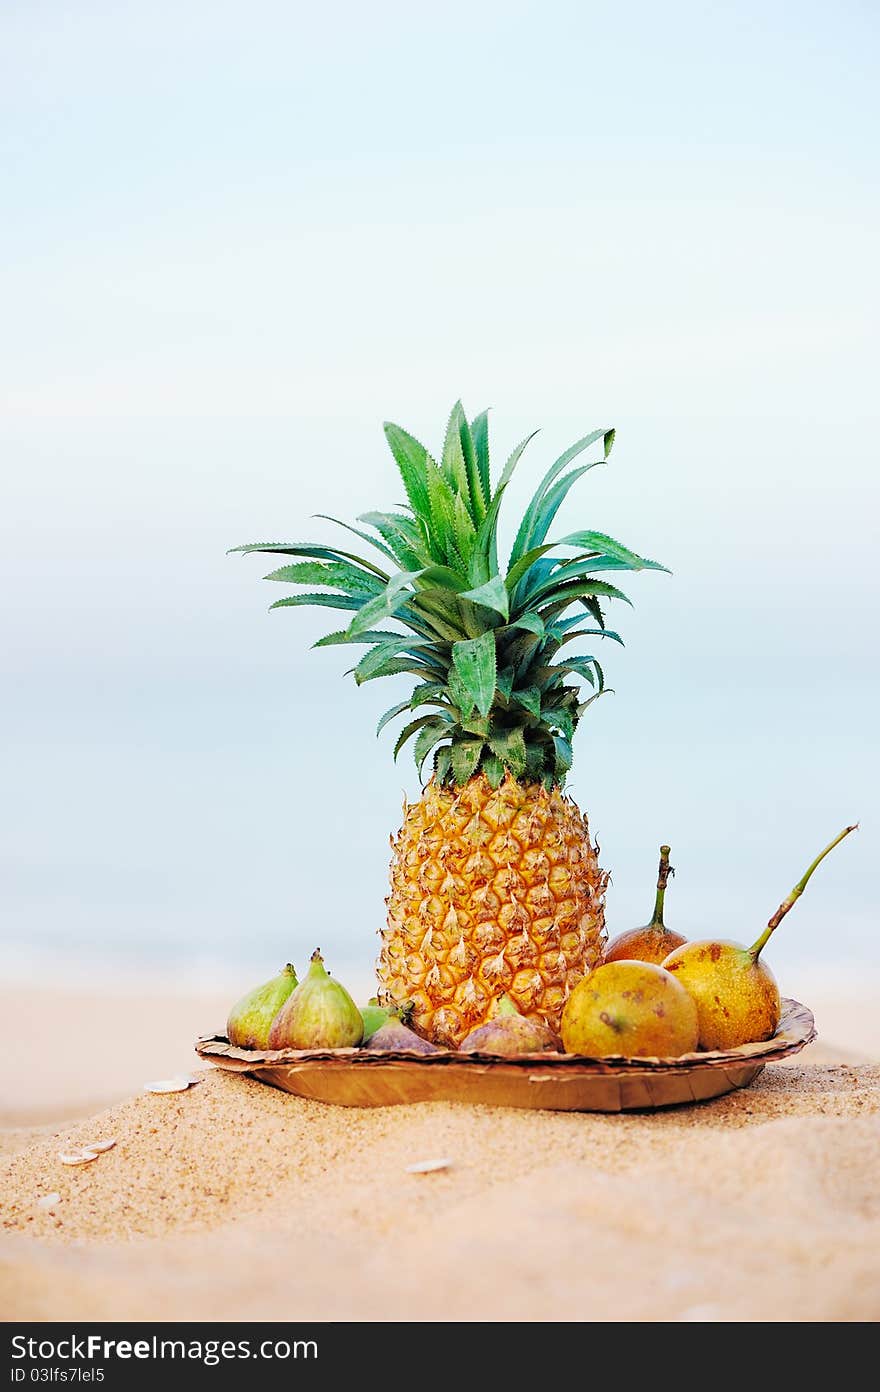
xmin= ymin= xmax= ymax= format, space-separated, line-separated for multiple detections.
xmin=1 ymin=982 xmax=879 ymax=1322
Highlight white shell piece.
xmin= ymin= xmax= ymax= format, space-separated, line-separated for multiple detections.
xmin=143 ymin=1077 xmax=201 ymax=1094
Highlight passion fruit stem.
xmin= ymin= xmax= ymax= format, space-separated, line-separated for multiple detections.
xmin=749 ymin=824 xmax=858 ymax=959
xmin=650 ymin=845 xmax=674 ymax=928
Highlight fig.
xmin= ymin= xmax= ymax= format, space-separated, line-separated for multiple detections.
xmin=664 ymin=824 xmax=856 ymax=1050
xmin=365 ymin=1018 xmax=441 ymax=1053
xmin=603 ymin=844 xmax=687 ymax=965
xmin=268 ymin=949 xmax=364 ymax=1050
xmin=227 ymin=963 xmax=298 ymax=1049
xmin=359 ymin=997 xmax=414 ymax=1043
xmin=459 ymin=995 xmax=560 ymax=1056
xmin=561 ymin=960 xmax=699 ymax=1058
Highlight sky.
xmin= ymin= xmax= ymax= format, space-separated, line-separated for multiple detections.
xmin=1 ymin=1 xmax=877 ymax=990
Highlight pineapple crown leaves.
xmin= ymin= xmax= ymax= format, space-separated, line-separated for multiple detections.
xmin=230 ymin=403 xmax=668 ymax=789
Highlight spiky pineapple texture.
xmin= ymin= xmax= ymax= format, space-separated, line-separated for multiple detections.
xmin=378 ymin=773 xmax=609 ymax=1045
xmin=232 ymin=403 xmax=666 ymax=788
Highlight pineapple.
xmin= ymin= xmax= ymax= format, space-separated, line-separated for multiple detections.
xmin=232 ymin=403 xmax=666 ymax=1045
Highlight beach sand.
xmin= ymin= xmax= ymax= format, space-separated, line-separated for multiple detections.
xmin=2 ymin=979 xmax=879 ymax=1322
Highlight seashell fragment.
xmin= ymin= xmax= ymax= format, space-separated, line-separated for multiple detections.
xmin=57 ymin=1150 xmax=99 ymax=1166
xmin=37 ymin=1193 xmax=61 ymax=1209
xmin=405 ymin=1157 xmax=451 ymax=1174
xmin=144 ymin=1077 xmax=201 ymax=1094
xmin=84 ymin=1138 xmax=116 ymax=1153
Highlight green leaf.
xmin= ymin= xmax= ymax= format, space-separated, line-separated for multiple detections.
xmin=347 ymin=569 xmax=424 ymax=636
xmin=521 ymin=464 xmax=594 ymax=557
xmin=527 ymin=577 xmax=633 ymax=609
xmin=553 ymin=735 xmax=573 ymax=777
xmin=538 ymin=657 xmax=597 ymax=687
xmin=442 ymin=402 xmax=474 ymax=510
xmin=448 ymin=667 xmax=476 ymax=718
xmin=533 ymin=558 xmax=636 ymax=597
xmin=525 ymin=739 xmax=549 ymax=780
xmin=495 ymin=665 xmax=515 ymax=700
xmin=452 ymin=631 xmax=497 ymax=718
xmin=269 ymin=592 xmax=363 ymax=612
xmin=497 ymin=430 xmax=540 ymax=493
xmin=377 ymin=701 xmax=411 ymax=736
xmin=353 ymin=656 xmax=438 ymax=685
xmin=229 ymin=540 xmax=390 ymax=580
xmin=502 ymin=631 xmax=543 ymax=682
xmin=263 ymin=561 xmax=382 ymax=593
xmin=358 ymin=512 xmax=430 ymax=569
xmin=505 ymin=545 xmax=555 ymax=593
xmin=313 ymin=628 xmax=399 ymax=648
xmin=578 ymin=689 xmax=612 ymax=716
xmin=414 ymin=719 xmax=452 ymax=774
xmin=383 ymin=422 xmax=432 ymax=521
xmin=473 ymin=470 xmax=515 ymax=578
xmin=425 ymin=459 xmax=459 ymax=564
xmin=434 ymin=745 xmax=453 ymax=784
xmin=581 ymin=596 xmax=605 ymax=629
xmin=470 ymin=409 xmax=491 ymax=506
xmin=354 ymin=638 xmax=433 ymax=685
xmin=506 ymin=611 xmax=544 ymax=638
xmin=452 ymin=492 xmax=477 ymax=566
xmin=451 ymin=737 xmax=484 ymax=784
xmin=459 ymin=574 xmax=509 ymax=620
xmin=546 ymin=705 xmax=574 ymax=741
xmin=462 ymin=410 xmax=487 ymax=520
xmin=409 ymin=593 xmax=467 ymax=642
xmin=550 ymin=626 xmax=624 ymax=649
xmin=393 ymin=715 xmax=442 ymax=762
xmin=509 ymin=426 xmax=609 ymax=567
xmin=482 ymin=752 xmax=505 ymax=789
xmin=512 ymin=686 xmax=541 ymax=719
xmin=415 ymin=565 xmax=469 ymax=592
xmin=488 ymin=726 xmax=527 ymax=777
xmin=410 ymin=682 xmax=449 ymax=709
xmin=553 ymin=530 xmax=669 ymax=573
xmin=461 ymin=713 xmax=490 ymax=737
xmin=506 ymin=531 xmax=666 ymax=594
xmin=314 ymin=517 xmax=399 ymax=568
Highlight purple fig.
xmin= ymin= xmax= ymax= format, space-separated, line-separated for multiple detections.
xmin=268 ymin=949 xmax=363 ymax=1049
xmin=227 ymin=963 xmax=298 ymax=1049
xmin=365 ymin=1018 xmax=441 ymax=1053
xmin=359 ymin=998 xmax=413 ymax=1043
xmin=459 ymin=994 xmax=561 ymax=1056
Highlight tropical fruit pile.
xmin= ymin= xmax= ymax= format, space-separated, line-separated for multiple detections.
xmin=226 ymin=827 xmax=854 ymax=1061
xmin=228 ymin=403 xmax=855 ymax=1064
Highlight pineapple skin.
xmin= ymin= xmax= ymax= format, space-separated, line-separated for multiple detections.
xmin=378 ymin=774 xmax=608 ymax=1046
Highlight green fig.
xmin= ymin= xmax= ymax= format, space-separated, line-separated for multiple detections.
xmin=460 ymin=995 xmax=560 ymax=1056
xmin=268 ymin=949 xmax=364 ymax=1050
xmin=226 ymin=963 xmax=298 ymax=1049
